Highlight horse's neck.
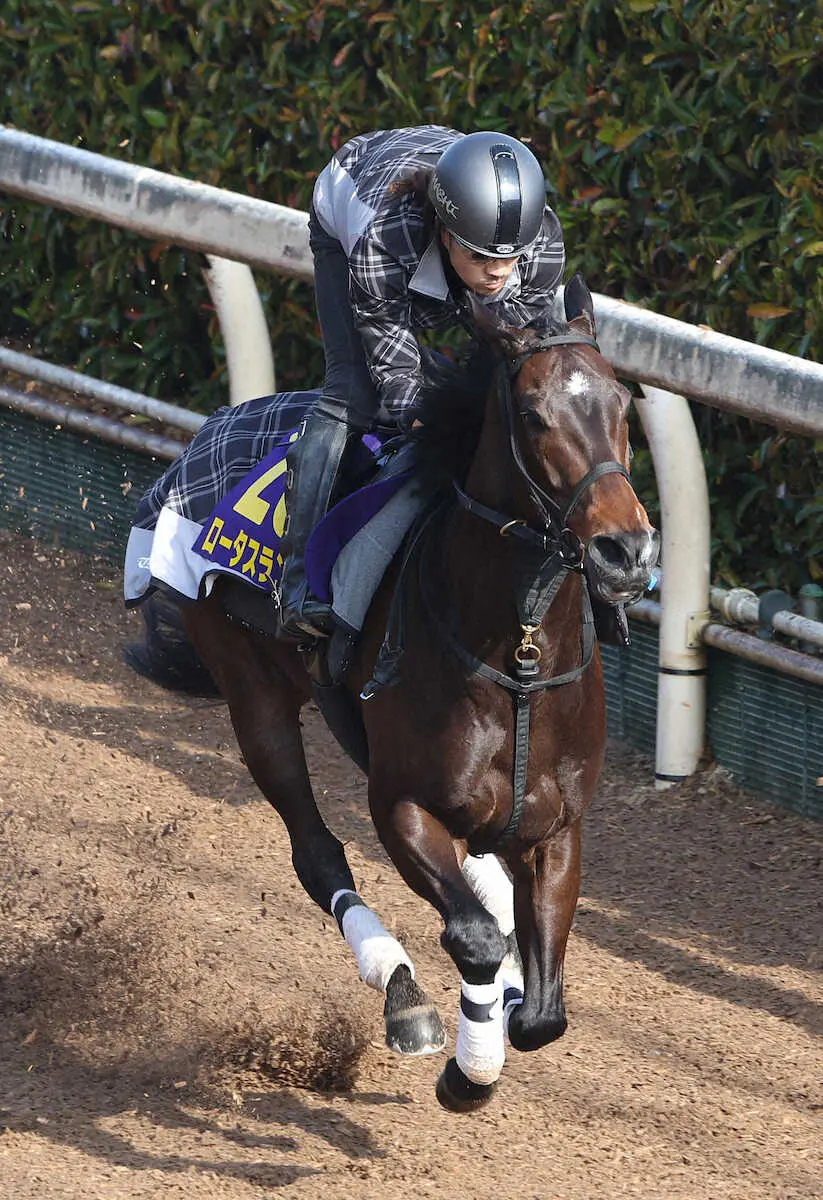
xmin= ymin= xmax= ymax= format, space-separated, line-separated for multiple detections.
xmin=440 ymin=394 xmax=585 ymax=673
xmin=462 ymin=389 xmax=513 ymax=516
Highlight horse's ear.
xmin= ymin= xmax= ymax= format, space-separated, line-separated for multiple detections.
xmin=564 ymin=273 xmax=597 ymax=340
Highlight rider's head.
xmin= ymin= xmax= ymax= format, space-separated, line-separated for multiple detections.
xmin=429 ymin=132 xmax=546 ymax=296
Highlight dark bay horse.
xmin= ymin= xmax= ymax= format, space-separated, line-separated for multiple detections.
xmin=182 ymin=275 xmax=659 ymax=1110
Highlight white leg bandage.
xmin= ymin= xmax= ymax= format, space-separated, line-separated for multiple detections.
xmin=460 ymin=856 xmax=523 ymax=1047
xmin=501 ymin=959 xmax=524 ymax=1040
xmin=456 ymin=975 xmax=506 ymax=1086
xmin=461 ymin=854 xmax=515 ymax=935
xmin=331 ymin=890 xmax=414 ymax=993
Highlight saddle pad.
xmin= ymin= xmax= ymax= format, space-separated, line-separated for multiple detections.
xmin=125 ymin=390 xmax=313 ymax=605
xmin=123 ymin=388 xmax=416 ymax=631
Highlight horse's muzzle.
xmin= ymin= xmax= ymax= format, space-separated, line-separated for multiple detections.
xmin=586 ymin=528 xmax=661 ymax=604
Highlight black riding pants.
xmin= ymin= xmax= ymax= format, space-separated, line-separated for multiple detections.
xmin=309 ymin=208 xmax=379 ymax=431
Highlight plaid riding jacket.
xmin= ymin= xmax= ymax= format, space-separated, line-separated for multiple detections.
xmin=312 ymin=125 xmax=566 ymax=424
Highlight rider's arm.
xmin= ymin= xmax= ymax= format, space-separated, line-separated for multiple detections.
xmin=349 ymin=280 xmax=424 ymax=428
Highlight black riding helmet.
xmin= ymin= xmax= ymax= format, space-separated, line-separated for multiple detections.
xmin=429 ymin=132 xmax=547 ymax=258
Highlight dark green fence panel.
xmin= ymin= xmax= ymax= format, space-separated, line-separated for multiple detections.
xmin=600 ymin=624 xmax=659 ymax=757
xmin=603 ymin=622 xmax=823 ymax=820
xmin=708 ymin=651 xmax=823 ymax=821
xmin=0 ymin=408 xmax=163 ymax=560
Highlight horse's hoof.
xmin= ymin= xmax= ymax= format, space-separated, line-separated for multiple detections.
xmin=384 ymin=964 xmax=446 ymax=1056
xmin=385 ymin=1003 xmax=447 ymax=1056
xmin=435 ymin=1057 xmax=497 ymax=1113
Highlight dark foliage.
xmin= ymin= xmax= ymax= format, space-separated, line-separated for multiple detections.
xmin=0 ymin=0 xmax=820 ymax=589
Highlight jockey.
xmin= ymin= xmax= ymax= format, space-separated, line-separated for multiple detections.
xmin=278 ymin=124 xmax=566 ymax=640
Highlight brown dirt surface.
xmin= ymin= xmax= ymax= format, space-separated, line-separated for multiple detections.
xmin=0 ymin=530 xmax=821 ymax=1200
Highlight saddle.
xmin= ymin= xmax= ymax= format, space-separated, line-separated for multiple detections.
xmin=214 ymin=436 xmax=421 ymax=647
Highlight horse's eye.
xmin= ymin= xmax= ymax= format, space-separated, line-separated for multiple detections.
xmin=520 ymin=407 xmax=548 ymax=431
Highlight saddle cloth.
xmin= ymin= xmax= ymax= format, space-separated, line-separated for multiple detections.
xmin=123 ymin=390 xmax=423 ymax=634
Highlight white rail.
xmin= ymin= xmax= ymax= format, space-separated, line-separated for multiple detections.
xmin=2 ymin=125 xmax=821 ymax=789
xmin=3 ymin=126 xmax=821 ymax=435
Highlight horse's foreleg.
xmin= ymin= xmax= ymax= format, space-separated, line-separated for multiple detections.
xmin=372 ymin=799 xmax=509 ymax=1109
xmin=329 ymin=889 xmax=446 ymax=1055
xmin=506 ymin=821 xmax=581 ymax=1053
xmin=374 ymin=800 xmax=508 ymax=982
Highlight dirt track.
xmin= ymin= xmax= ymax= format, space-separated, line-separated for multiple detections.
xmin=0 ymin=532 xmax=821 ymax=1200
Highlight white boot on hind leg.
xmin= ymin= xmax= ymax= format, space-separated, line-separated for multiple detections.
xmin=461 ymin=854 xmax=515 ymax=935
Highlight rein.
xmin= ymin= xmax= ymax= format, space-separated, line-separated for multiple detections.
xmin=429 ymin=332 xmax=630 ymax=851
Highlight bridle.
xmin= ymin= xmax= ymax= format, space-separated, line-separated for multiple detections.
xmin=421 ymin=331 xmax=632 ymax=850
xmin=454 ymin=332 xmax=630 ymax=626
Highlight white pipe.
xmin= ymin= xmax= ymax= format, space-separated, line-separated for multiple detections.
xmin=202 ymin=256 xmax=276 ymax=406
xmin=635 ymin=385 xmax=711 ymax=787
xmin=0 ymin=384 xmax=186 ymax=460
xmin=0 ymin=344 xmax=204 ymax=433
xmin=0 ymin=126 xmax=312 ymax=278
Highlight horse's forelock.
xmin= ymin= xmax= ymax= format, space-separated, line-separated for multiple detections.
xmin=471 ymin=303 xmax=565 ymax=360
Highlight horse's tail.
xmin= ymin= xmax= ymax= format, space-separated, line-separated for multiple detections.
xmin=124 ymin=591 xmax=219 ymax=696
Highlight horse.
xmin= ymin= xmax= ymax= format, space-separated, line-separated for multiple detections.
xmin=180 ymin=275 xmax=660 ymax=1111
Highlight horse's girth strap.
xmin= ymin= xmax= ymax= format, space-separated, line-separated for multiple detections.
xmin=498 ymin=693 xmax=531 ymax=844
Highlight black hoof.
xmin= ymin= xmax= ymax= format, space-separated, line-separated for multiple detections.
xmin=386 ymin=1004 xmax=447 ymax=1056
xmin=435 ymin=1057 xmax=497 ymax=1113
xmin=384 ymin=965 xmax=446 ymax=1056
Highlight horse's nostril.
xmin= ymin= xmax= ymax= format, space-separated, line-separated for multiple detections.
xmin=590 ymin=534 xmax=628 ymax=571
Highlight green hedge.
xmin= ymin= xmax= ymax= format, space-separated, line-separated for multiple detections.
xmin=1 ymin=0 xmax=821 ymax=589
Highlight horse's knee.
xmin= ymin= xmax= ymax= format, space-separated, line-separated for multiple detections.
xmin=441 ymin=906 xmax=507 ymax=984
xmin=507 ymin=1002 xmax=567 ymax=1052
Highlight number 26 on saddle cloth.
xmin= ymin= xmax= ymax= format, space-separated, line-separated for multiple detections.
xmin=191 ymin=432 xmax=412 ymax=607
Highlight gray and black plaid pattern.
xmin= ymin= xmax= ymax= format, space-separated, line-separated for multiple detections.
xmin=134 ymin=391 xmax=315 ymax=530
xmin=322 ymin=126 xmax=566 ymax=419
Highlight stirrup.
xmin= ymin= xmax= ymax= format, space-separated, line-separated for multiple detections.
xmin=275 ymin=592 xmax=335 ymax=642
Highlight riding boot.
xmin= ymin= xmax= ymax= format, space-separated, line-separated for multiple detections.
xmin=276 ymin=404 xmax=352 ymax=641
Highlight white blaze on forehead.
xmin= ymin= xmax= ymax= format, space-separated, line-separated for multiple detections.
xmin=565 ymin=370 xmax=589 ymax=397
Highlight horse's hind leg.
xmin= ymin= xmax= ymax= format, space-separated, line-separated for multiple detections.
xmin=184 ymin=598 xmax=355 ymax=906
xmin=331 ymin=894 xmax=446 ymax=1056
xmin=184 ymin=598 xmax=444 ymax=1055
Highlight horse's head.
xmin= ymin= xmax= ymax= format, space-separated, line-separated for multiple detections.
xmin=471 ymin=275 xmax=660 ymax=604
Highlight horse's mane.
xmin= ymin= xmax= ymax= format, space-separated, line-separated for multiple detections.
xmin=409 ymin=343 xmax=500 ymax=496
xmin=388 ymin=167 xmax=433 ymax=204
xmin=410 ymin=312 xmax=566 ymax=495
xmin=388 ymin=168 xmax=438 ymax=245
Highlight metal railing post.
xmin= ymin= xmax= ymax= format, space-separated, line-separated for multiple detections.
xmin=202 ymin=256 xmax=276 ymax=405
xmin=636 ymin=384 xmax=711 ymax=787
